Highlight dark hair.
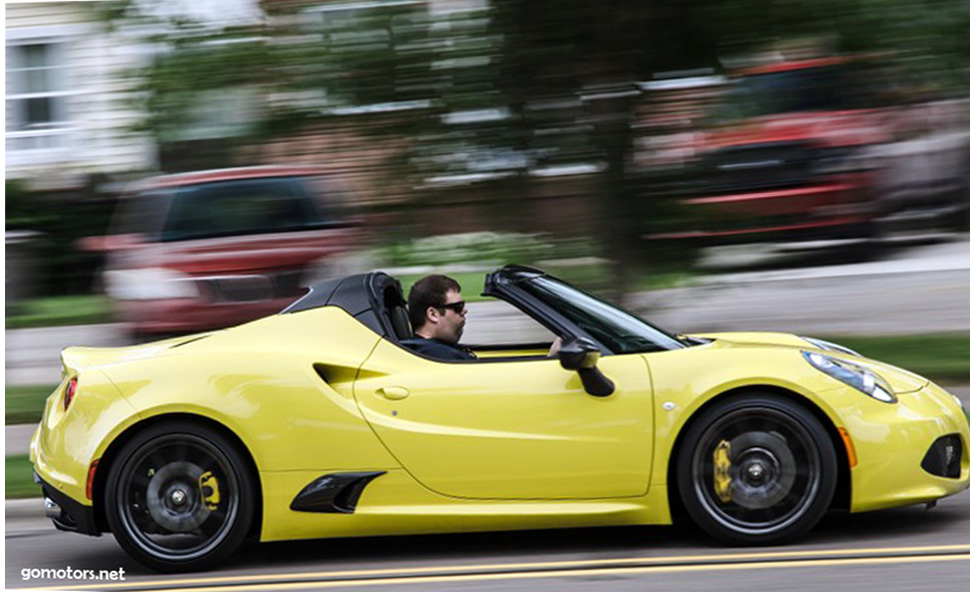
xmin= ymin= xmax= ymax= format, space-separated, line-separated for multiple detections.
xmin=408 ymin=274 xmax=461 ymax=330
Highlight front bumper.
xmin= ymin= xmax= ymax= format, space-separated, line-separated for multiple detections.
xmin=846 ymin=382 xmax=970 ymax=512
xmin=650 ymin=176 xmax=874 ymax=244
xmin=34 ymin=472 xmax=100 ymax=536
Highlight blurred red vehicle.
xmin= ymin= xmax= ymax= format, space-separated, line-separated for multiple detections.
xmin=83 ymin=167 xmax=364 ymax=336
xmin=644 ymin=56 xmax=970 ymax=243
xmin=671 ymin=58 xmax=884 ymax=242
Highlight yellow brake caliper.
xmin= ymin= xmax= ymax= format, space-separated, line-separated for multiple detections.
xmin=199 ymin=472 xmax=221 ymax=510
xmin=713 ymin=440 xmax=733 ymax=503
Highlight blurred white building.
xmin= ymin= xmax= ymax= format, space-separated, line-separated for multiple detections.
xmin=5 ymin=1 xmax=157 ymax=189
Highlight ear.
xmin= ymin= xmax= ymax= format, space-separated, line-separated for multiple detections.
xmin=426 ymin=306 xmax=441 ymax=325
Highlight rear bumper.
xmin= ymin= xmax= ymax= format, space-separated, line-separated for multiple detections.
xmin=648 ymin=218 xmax=871 ymax=245
xmin=34 ymin=472 xmax=100 ymax=536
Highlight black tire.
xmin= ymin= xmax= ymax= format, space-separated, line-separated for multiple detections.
xmin=676 ymin=395 xmax=837 ymax=545
xmin=104 ymin=421 xmax=255 ymax=572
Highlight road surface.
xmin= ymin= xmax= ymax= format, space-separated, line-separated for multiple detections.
xmin=6 ymin=487 xmax=970 ymax=591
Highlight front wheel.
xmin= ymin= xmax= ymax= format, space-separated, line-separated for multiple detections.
xmin=676 ymin=395 xmax=837 ymax=545
xmin=104 ymin=421 xmax=255 ymax=571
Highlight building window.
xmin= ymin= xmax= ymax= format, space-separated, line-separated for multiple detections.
xmin=6 ymin=42 xmax=71 ymax=154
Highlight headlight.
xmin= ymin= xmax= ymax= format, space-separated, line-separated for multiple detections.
xmin=104 ymin=268 xmax=200 ymax=300
xmin=803 ymin=351 xmax=896 ymax=403
xmin=801 ymin=336 xmax=861 ymax=357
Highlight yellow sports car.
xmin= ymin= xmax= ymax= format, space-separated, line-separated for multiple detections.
xmin=31 ymin=265 xmax=970 ymax=571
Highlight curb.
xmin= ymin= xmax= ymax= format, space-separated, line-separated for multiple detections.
xmin=6 ymin=497 xmax=45 ymax=519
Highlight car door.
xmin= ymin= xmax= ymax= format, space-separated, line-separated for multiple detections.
xmin=352 ymin=339 xmax=654 ymax=500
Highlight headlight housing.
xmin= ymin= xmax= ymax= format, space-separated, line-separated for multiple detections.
xmin=801 ymin=336 xmax=861 ymax=357
xmin=803 ymin=351 xmax=896 ymax=403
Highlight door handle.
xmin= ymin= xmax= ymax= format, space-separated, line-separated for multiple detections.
xmin=377 ymin=386 xmax=410 ymax=400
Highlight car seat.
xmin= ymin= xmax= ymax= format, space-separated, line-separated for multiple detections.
xmin=372 ymin=275 xmax=412 ymax=342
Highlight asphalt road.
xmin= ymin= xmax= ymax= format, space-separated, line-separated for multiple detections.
xmin=6 ymin=488 xmax=970 ymax=591
xmin=8 ymin=390 xmax=970 ymax=591
xmin=5 ymin=238 xmax=970 ymax=591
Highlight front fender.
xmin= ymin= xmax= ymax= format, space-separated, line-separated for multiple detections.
xmin=645 ymin=344 xmax=847 ymax=488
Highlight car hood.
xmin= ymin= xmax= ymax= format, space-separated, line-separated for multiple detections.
xmin=688 ymin=331 xmax=929 ymax=394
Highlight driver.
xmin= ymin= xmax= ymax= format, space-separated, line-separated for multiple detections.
xmin=401 ymin=275 xmax=476 ymax=361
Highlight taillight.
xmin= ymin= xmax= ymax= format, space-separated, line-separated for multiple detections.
xmin=64 ymin=378 xmax=78 ymax=411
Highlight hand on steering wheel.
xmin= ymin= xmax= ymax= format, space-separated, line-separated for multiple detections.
xmin=548 ymin=336 xmax=563 ymax=358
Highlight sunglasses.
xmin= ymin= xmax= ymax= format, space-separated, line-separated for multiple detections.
xmin=437 ymin=301 xmax=466 ymax=314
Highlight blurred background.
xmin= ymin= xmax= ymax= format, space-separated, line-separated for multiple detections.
xmin=5 ymin=0 xmax=970 ymax=518
xmin=6 ymin=0 xmax=970 ymax=338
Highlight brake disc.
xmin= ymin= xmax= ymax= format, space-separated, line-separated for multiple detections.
xmin=727 ymin=431 xmax=797 ymax=510
xmin=145 ymin=461 xmax=211 ymax=532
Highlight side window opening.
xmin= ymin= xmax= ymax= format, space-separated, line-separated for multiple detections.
xmin=461 ymin=298 xmax=557 ymax=350
xmin=160 ymin=176 xmax=338 ymax=243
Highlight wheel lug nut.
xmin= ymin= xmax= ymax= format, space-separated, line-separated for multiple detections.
xmin=171 ymin=490 xmax=187 ymax=506
xmin=748 ymin=463 xmax=765 ymax=480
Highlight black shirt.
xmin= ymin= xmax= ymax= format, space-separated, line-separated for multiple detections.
xmin=400 ymin=336 xmax=476 ymax=361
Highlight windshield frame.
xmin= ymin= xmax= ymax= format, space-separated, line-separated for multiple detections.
xmin=512 ymin=274 xmax=686 ymax=355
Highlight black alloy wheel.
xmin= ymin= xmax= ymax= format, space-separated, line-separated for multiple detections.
xmin=676 ymin=395 xmax=837 ymax=545
xmin=104 ymin=421 xmax=255 ymax=571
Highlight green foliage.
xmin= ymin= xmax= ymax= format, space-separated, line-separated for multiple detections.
xmin=6 ymin=455 xmax=42 ymax=499
xmin=5 ymin=180 xmax=47 ymax=230
xmin=5 ymin=385 xmax=56 ymax=425
xmin=5 ymin=183 xmax=116 ymax=296
xmin=818 ymin=335 xmax=970 ymax=382
xmin=378 ymin=232 xmax=558 ymax=267
xmin=6 ymin=295 xmax=114 ymax=330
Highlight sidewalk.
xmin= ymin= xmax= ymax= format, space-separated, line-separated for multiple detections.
xmin=5 ymin=498 xmax=48 ymax=535
xmin=6 ymin=424 xmax=36 ymax=456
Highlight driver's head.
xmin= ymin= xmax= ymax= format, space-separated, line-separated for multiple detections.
xmin=408 ymin=275 xmax=466 ymax=344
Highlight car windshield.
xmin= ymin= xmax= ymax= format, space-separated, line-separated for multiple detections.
xmin=519 ymin=276 xmax=685 ymax=354
xmin=160 ymin=176 xmax=339 ymax=242
xmin=713 ymin=64 xmax=879 ymax=121
xmin=112 ymin=189 xmax=175 ymax=238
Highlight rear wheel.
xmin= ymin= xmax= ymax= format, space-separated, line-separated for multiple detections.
xmin=104 ymin=421 xmax=254 ymax=571
xmin=676 ymin=395 xmax=837 ymax=545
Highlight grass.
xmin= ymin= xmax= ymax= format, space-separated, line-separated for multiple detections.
xmin=818 ymin=335 xmax=970 ymax=383
xmin=632 ymin=270 xmax=696 ymax=292
xmin=6 ymin=385 xmax=55 ymax=424
xmin=6 ymin=294 xmax=113 ymax=329
xmin=395 ymin=266 xmax=694 ymax=302
xmin=6 ymin=455 xmax=41 ymax=499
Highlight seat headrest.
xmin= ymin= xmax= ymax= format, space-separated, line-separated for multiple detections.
xmin=390 ymin=305 xmax=413 ymax=341
xmin=376 ymin=278 xmax=412 ymax=342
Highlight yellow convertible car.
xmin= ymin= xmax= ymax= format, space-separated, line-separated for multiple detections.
xmin=31 ymin=265 xmax=970 ymax=571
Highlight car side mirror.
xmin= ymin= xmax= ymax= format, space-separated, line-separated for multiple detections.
xmin=558 ymin=337 xmax=615 ymax=397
